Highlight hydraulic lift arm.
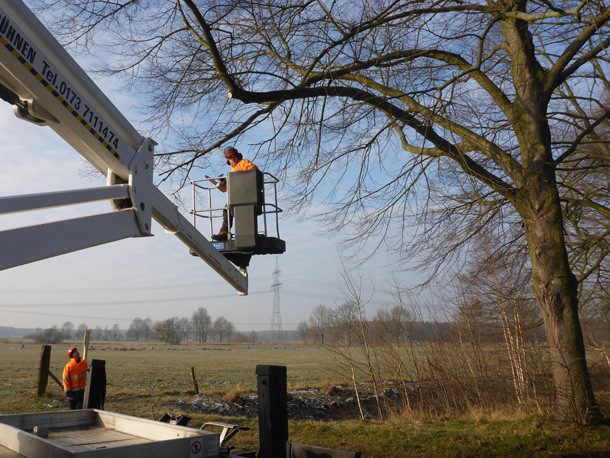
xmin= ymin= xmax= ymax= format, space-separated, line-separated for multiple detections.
xmin=0 ymin=0 xmax=247 ymax=294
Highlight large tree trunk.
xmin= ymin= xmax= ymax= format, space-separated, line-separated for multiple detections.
xmin=519 ymin=175 xmax=601 ymax=424
xmin=500 ymin=9 xmax=602 ymax=422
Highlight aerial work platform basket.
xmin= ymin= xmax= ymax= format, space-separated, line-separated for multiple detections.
xmin=191 ymin=170 xmax=286 ymax=271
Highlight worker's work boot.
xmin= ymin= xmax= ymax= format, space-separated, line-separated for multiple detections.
xmin=212 ymin=229 xmax=229 ymax=241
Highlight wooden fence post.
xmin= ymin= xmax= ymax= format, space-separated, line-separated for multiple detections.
xmin=82 ymin=329 xmax=91 ymax=362
xmin=36 ymin=344 xmax=51 ymax=397
xmin=191 ymin=367 xmax=200 ymax=394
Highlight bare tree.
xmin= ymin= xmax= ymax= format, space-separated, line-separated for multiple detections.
xmin=309 ymin=304 xmax=332 ymax=344
xmin=318 ymin=263 xmax=390 ymax=420
xmin=371 ymin=290 xmax=425 ymax=414
xmin=142 ymin=318 xmax=154 ymax=341
xmin=178 ymin=317 xmax=191 ymax=341
xmin=34 ymin=0 xmax=610 ymax=423
xmin=191 ymin=307 xmax=212 ymax=343
xmin=325 ymin=300 xmax=367 ymax=420
xmin=126 ymin=317 xmax=154 ymax=341
xmin=454 ymin=230 xmax=545 ymax=405
xmin=371 ymin=306 xmax=412 ymax=346
xmin=213 ymin=316 xmax=234 ymax=342
xmin=107 ymin=324 xmax=121 ymax=341
xmin=76 ymin=323 xmax=89 ymax=338
xmin=92 ymin=326 xmax=104 ymax=341
xmin=155 ymin=318 xmax=182 ymax=344
xmin=296 ymin=321 xmax=311 ymax=342
xmin=60 ymin=321 xmax=74 ymax=340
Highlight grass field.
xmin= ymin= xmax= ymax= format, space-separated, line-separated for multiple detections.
xmin=1 ymin=339 xmax=609 ymax=457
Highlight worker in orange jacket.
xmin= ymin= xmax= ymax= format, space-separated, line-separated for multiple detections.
xmin=211 ymin=146 xmax=259 ymax=241
xmin=63 ymin=346 xmax=88 ymax=409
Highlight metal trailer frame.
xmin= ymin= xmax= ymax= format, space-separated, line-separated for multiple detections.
xmin=0 ymin=409 xmax=219 ymax=458
xmin=0 ymin=0 xmax=247 ymax=294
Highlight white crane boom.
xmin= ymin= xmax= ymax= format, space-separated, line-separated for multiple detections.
xmin=0 ymin=0 xmax=248 ymax=294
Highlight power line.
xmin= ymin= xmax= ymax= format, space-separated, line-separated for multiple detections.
xmin=0 ymin=276 xmax=343 ymax=295
xmin=0 ymin=308 xmax=132 ymax=322
xmin=0 ymin=278 xmax=269 ymax=294
xmin=0 ymin=288 xmax=395 ymax=308
xmin=0 ymin=290 xmax=268 ymax=308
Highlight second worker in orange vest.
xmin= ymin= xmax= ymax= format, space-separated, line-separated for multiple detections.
xmin=63 ymin=346 xmax=88 ymax=410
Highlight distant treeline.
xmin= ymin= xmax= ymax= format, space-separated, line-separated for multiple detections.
xmin=15 ymin=309 xmax=610 ymax=346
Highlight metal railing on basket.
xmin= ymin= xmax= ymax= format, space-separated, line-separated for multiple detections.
xmin=190 ymin=172 xmax=282 ymax=241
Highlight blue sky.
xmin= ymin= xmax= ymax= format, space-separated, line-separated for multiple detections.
xmin=0 ymin=103 xmax=405 ymax=331
xmin=0 ymin=2 xmax=418 ymax=333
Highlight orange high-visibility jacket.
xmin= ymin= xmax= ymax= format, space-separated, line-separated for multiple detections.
xmin=63 ymin=358 xmax=87 ymax=398
xmin=231 ymin=158 xmax=258 ymax=173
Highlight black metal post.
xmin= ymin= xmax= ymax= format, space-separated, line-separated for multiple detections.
xmin=256 ymin=365 xmax=288 ymax=458
xmin=84 ymin=359 xmax=106 ymax=409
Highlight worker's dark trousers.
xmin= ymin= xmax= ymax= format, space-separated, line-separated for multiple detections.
xmin=220 ymin=206 xmax=233 ymax=233
xmin=68 ymin=391 xmax=84 ymax=410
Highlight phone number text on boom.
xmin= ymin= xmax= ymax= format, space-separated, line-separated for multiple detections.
xmin=41 ymin=60 xmax=120 ymax=150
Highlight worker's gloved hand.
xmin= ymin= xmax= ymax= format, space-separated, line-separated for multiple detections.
xmin=216 ymin=176 xmax=227 ymax=192
xmin=205 ymin=174 xmax=227 ymax=192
